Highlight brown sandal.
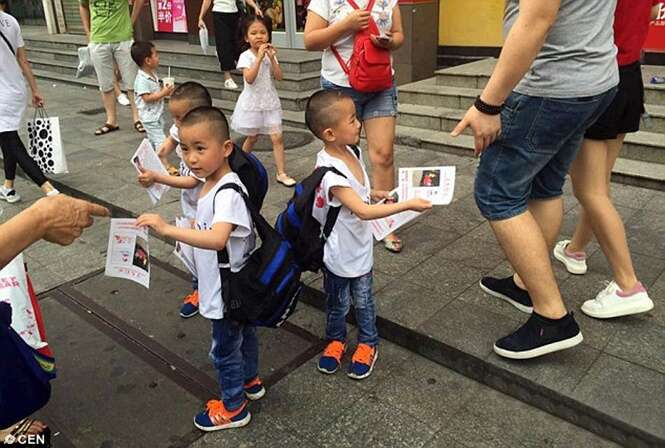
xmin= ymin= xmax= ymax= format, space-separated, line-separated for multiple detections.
xmin=95 ymin=123 xmax=119 ymax=136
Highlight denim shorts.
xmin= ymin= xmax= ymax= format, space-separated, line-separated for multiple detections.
xmin=320 ymin=77 xmax=398 ymax=121
xmin=474 ymin=88 xmax=617 ymax=221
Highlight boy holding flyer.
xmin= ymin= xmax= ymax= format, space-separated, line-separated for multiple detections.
xmin=137 ymin=106 xmax=263 ymax=431
xmin=305 ymin=90 xmax=431 ymax=379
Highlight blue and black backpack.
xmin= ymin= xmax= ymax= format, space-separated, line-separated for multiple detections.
xmin=227 ymin=144 xmax=269 ymax=211
xmin=274 ymin=145 xmax=360 ymax=272
xmin=213 ymin=183 xmax=302 ymax=328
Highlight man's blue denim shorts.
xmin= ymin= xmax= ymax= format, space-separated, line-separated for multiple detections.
xmin=320 ymin=77 xmax=398 ymax=121
xmin=474 ymin=88 xmax=617 ymax=221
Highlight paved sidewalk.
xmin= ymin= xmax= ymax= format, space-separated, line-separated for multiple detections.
xmin=2 ymin=80 xmax=664 ymax=446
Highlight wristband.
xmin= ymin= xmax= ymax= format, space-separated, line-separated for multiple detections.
xmin=474 ymin=96 xmax=503 ymax=115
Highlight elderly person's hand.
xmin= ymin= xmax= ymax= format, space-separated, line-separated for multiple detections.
xmin=35 ymin=195 xmax=110 ymax=245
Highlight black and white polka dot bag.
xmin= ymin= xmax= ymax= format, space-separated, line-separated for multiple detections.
xmin=27 ymin=107 xmax=68 ymax=174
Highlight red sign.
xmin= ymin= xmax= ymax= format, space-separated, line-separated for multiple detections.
xmin=644 ymin=4 xmax=665 ymax=52
xmin=152 ymin=0 xmax=188 ymax=33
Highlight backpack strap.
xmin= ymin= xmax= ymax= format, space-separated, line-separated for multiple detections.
xmin=0 ymin=28 xmax=16 ymax=56
xmin=212 ymin=182 xmax=264 ymax=271
xmin=318 ymin=165 xmax=348 ymax=241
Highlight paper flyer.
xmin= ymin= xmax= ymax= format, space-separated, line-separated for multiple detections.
xmin=105 ymin=219 xmax=150 ymax=288
xmin=369 ymin=188 xmax=421 ymax=241
xmin=173 ymin=217 xmax=197 ymax=277
xmin=398 ymin=166 xmax=456 ymax=205
xmin=131 ymin=139 xmax=170 ymax=204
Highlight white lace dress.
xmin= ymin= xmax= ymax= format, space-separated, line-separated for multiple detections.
xmin=231 ymin=49 xmax=283 ymax=136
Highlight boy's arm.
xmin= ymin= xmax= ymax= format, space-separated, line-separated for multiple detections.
xmin=138 ymin=169 xmax=200 ymax=189
xmin=157 ymin=136 xmax=178 ymax=163
xmin=137 ymin=214 xmax=233 ymax=251
xmin=140 ymin=85 xmax=174 ymax=103
xmin=331 ymin=186 xmax=431 ymax=220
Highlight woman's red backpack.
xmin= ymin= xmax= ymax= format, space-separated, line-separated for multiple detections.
xmin=330 ymin=0 xmax=393 ymax=93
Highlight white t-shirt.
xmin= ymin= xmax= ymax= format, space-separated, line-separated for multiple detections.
xmin=212 ymin=0 xmax=238 ymax=13
xmin=0 ymin=12 xmax=27 ymax=133
xmin=312 ymin=145 xmax=373 ymax=278
xmin=170 ymin=124 xmax=204 ymax=219
xmin=194 ymin=173 xmax=256 ymax=319
xmin=307 ymin=0 xmax=398 ymax=88
xmin=235 ymin=49 xmax=280 ymax=111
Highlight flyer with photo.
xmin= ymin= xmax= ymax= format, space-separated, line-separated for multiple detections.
xmin=173 ymin=217 xmax=197 ymax=277
xmin=105 ymin=219 xmax=150 ymax=288
xmin=369 ymin=188 xmax=421 ymax=241
xmin=131 ymin=139 xmax=170 ymax=204
xmin=398 ymin=166 xmax=456 ymax=205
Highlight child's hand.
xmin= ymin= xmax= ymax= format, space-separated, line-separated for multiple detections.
xmin=138 ymin=169 xmax=158 ymax=187
xmin=257 ymin=43 xmax=269 ymax=59
xmin=406 ymin=198 xmax=432 ymax=213
xmin=161 ymin=84 xmax=175 ymax=97
xmin=266 ymin=44 xmax=277 ymax=59
xmin=136 ymin=213 xmax=169 ymax=235
xmin=371 ymin=190 xmax=392 ymax=202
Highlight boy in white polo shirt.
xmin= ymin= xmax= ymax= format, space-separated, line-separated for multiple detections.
xmin=137 ymin=106 xmax=264 ymax=431
xmin=305 ymin=90 xmax=431 ymax=379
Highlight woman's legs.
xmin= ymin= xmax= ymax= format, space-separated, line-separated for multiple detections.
xmin=363 ymin=116 xmax=400 ymax=246
xmin=213 ymin=12 xmax=239 ymax=81
xmin=0 ymin=131 xmax=55 ymax=194
xmin=568 ymin=135 xmax=638 ymax=291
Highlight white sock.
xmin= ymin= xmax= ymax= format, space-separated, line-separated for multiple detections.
xmin=46 ymin=188 xmax=60 ymax=197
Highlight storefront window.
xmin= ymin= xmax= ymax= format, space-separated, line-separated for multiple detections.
xmin=150 ymin=0 xmax=188 ymax=33
xmin=259 ymin=0 xmax=285 ymax=32
xmin=296 ymin=0 xmax=310 ymax=32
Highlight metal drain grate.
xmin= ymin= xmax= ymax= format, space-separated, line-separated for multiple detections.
xmin=78 ymin=107 xmax=107 ymax=116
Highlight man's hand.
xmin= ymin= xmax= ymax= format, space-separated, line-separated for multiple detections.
xmin=35 ymin=195 xmax=110 ymax=246
xmin=370 ymin=189 xmax=392 ymax=202
xmin=136 ymin=213 xmax=169 ymax=235
xmin=253 ymin=5 xmax=263 ymax=17
xmin=451 ymin=106 xmax=501 ymax=156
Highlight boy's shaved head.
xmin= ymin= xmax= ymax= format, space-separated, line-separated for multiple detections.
xmin=171 ymin=82 xmax=212 ymax=110
xmin=305 ymin=90 xmax=354 ymax=139
xmin=180 ymin=106 xmax=230 ymax=143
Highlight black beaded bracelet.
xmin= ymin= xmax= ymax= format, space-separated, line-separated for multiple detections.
xmin=474 ymin=96 xmax=503 ymax=115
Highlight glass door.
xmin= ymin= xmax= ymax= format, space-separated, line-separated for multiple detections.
xmin=259 ymin=0 xmax=307 ymax=49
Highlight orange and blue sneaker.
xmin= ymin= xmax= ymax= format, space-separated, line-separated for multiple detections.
xmin=180 ymin=290 xmax=199 ymax=318
xmin=244 ymin=376 xmax=266 ymax=401
xmin=193 ymin=399 xmax=250 ymax=432
xmin=347 ymin=343 xmax=378 ymax=380
xmin=317 ymin=340 xmax=345 ymax=374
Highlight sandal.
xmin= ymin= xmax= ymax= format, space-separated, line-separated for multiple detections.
xmin=276 ymin=172 xmax=296 ymax=187
xmin=94 ymin=123 xmax=119 ymax=136
xmin=134 ymin=121 xmax=146 ymax=133
xmin=383 ymin=236 xmax=403 ymax=253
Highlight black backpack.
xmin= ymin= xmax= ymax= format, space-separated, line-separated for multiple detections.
xmin=214 ymin=183 xmax=302 ymax=328
xmin=274 ymin=145 xmax=362 ymax=272
xmin=228 ymin=144 xmax=269 ymax=211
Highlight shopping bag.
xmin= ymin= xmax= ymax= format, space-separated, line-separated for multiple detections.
xmin=76 ymin=45 xmax=94 ymax=78
xmin=199 ymin=23 xmax=209 ymax=55
xmin=0 ymin=254 xmax=50 ymax=351
xmin=27 ymin=107 xmax=68 ymax=174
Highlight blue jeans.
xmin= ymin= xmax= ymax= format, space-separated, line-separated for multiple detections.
xmin=142 ymin=117 xmax=165 ymax=151
xmin=209 ymin=318 xmax=259 ymax=411
xmin=474 ymin=88 xmax=617 ymax=221
xmin=320 ymin=77 xmax=398 ymax=121
xmin=323 ymin=269 xmax=379 ymax=346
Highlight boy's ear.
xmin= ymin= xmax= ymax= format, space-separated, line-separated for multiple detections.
xmin=223 ymin=139 xmax=234 ymax=157
xmin=321 ymin=127 xmax=335 ymax=143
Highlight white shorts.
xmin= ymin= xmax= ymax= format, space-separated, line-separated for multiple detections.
xmin=89 ymin=40 xmax=138 ymax=93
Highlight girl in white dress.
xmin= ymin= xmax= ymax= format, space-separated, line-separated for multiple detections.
xmin=231 ymin=15 xmax=296 ymax=187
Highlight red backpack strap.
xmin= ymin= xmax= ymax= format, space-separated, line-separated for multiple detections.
xmin=330 ymin=0 xmax=377 ymax=74
xmin=346 ymin=0 xmax=376 ymax=11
